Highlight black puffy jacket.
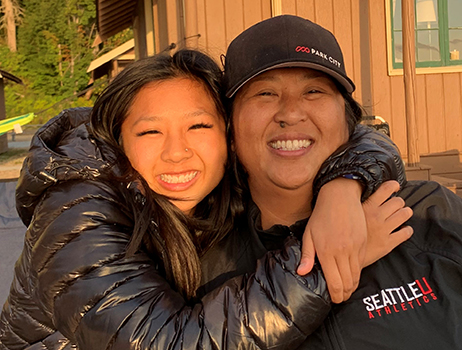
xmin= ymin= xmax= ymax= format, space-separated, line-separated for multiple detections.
xmin=0 ymin=108 xmax=405 ymax=349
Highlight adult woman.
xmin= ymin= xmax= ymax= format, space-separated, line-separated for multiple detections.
xmin=224 ymin=15 xmax=462 ymax=349
xmin=0 ymin=49 xmax=408 ymax=349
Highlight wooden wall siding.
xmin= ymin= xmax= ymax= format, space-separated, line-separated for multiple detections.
xmin=152 ymin=0 xmax=169 ymax=53
xmin=351 ymin=0 xmax=367 ymax=111
xmin=369 ymin=1 xmax=397 ymax=147
xmin=416 ymin=74 xmax=429 ymax=154
xmin=333 ymin=0 xmax=354 ymax=105
xmin=426 ymin=74 xmax=446 ymax=153
xmin=184 ymin=0 xmax=199 ymax=48
xmin=443 ymin=73 xmax=462 ymax=152
xmin=390 ymin=75 xmax=406 ymax=152
xmin=166 ymin=0 xmax=181 ymax=48
xmin=155 ymin=0 xmax=271 ymax=61
xmin=223 ymin=0 xmax=245 ymax=50
xmin=192 ymin=0 xmax=271 ymax=59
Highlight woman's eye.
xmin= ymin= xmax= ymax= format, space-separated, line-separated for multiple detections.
xmin=190 ymin=123 xmax=213 ymax=130
xmin=136 ymin=130 xmax=160 ymax=136
xmin=258 ymin=91 xmax=274 ymax=96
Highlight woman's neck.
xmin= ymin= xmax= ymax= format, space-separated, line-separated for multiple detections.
xmin=250 ymin=184 xmax=313 ymax=230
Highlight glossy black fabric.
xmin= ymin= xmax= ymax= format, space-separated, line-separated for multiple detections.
xmin=313 ymin=124 xmax=406 ymax=203
xmin=0 ymin=108 xmax=405 ymax=349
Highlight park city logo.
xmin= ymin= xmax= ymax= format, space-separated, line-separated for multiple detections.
xmin=362 ymin=277 xmax=438 ymax=319
xmin=295 ymin=46 xmax=342 ymax=68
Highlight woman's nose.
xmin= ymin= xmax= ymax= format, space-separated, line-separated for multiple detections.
xmin=274 ymin=97 xmax=308 ymax=126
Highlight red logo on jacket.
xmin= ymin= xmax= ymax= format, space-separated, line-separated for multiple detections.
xmin=362 ymin=277 xmax=438 ymax=319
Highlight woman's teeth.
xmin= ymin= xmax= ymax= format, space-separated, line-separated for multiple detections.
xmin=160 ymin=171 xmax=198 ymax=184
xmin=270 ymin=139 xmax=312 ymax=151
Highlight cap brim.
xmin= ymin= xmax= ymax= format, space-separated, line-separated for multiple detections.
xmin=226 ymin=61 xmax=355 ymax=97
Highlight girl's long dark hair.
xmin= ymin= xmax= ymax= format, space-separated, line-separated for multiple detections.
xmin=89 ymin=49 xmax=243 ymax=299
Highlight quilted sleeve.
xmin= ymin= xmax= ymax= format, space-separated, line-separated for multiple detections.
xmin=31 ymin=180 xmax=330 ymax=350
xmin=313 ymin=124 xmax=406 ymax=203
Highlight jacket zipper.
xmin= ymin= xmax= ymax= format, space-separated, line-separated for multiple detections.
xmin=322 ymin=312 xmax=346 ymax=350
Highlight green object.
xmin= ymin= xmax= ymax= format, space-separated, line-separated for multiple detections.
xmin=0 ymin=113 xmax=35 ymax=135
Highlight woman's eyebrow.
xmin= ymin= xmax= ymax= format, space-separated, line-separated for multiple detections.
xmin=301 ymin=71 xmax=325 ymax=80
xmin=250 ymin=74 xmax=278 ymax=83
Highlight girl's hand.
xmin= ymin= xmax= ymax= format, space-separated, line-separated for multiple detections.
xmin=362 ymin=180 xmax=413 ymax=267
xmin=298 ymin=179 xmax=413 ymax=304
xmin=298 ymin=177 xmax=366 ymax=303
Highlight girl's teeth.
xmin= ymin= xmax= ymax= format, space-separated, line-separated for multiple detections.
xmin=160 ymin=171 xmax=198 ymax=184
xmin=270 ymin=140 xmax=312 ymax=151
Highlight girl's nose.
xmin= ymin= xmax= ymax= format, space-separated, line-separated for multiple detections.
xmin=161 ymin=137 xmax=193 ymax=163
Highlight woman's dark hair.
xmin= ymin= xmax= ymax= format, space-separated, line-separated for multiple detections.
xmin=90 ymin=49 xmax=243 ymax=299
xmin=335 ymin=82 xmax=364 ymax=136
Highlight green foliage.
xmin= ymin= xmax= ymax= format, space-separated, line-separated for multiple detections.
xmin=3 ymin=78 xmax=96 ymax=124
xmin=101 ymin=28 xmax=134 ymax=52
xmin=17 ymin=0 xmax=96 ymax=96
xmin=0 ymin=0 xmax=133 ymax=124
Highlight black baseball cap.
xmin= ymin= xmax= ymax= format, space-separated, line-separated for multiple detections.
xmin=223 ymin=15 xmax=355 ymax=97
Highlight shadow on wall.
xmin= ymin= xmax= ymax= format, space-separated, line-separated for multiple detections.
xmin=0 ymin=180 xmax=26 ymax=305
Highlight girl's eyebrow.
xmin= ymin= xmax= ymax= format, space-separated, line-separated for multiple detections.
xmin=131 ymin=115 xmax=161 ymax=130
xmin=130 ymin=110 xmax=214 ymax=130
xmin=184 ymin=109 xmax=212 ymax=118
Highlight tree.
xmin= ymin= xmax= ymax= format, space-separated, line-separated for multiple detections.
xmin=0 ymin=0 xmax=133 ymax=124
xmin=0 ymin=0 xmax=22 ymax=52
xmin=17 ymin=0 xmax=97 ymax=96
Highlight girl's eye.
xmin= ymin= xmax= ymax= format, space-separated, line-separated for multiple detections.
xmin=136 ymin=130 xmax=160 ymax=136
xmin=190 ymin=123 xmax=213 ymax=130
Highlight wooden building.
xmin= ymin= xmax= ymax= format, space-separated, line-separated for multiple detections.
xmin=95 ymin=0 xmax=462 ymax=167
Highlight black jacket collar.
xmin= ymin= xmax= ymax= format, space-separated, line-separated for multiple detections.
xmin=247 ymin=200 xmax=308 ymax=251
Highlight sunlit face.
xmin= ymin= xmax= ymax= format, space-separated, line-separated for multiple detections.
xmin=121 ymin=78 xmax=227 ymax=214
xmin=232 ymin=67 xmax=349 ymax=195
